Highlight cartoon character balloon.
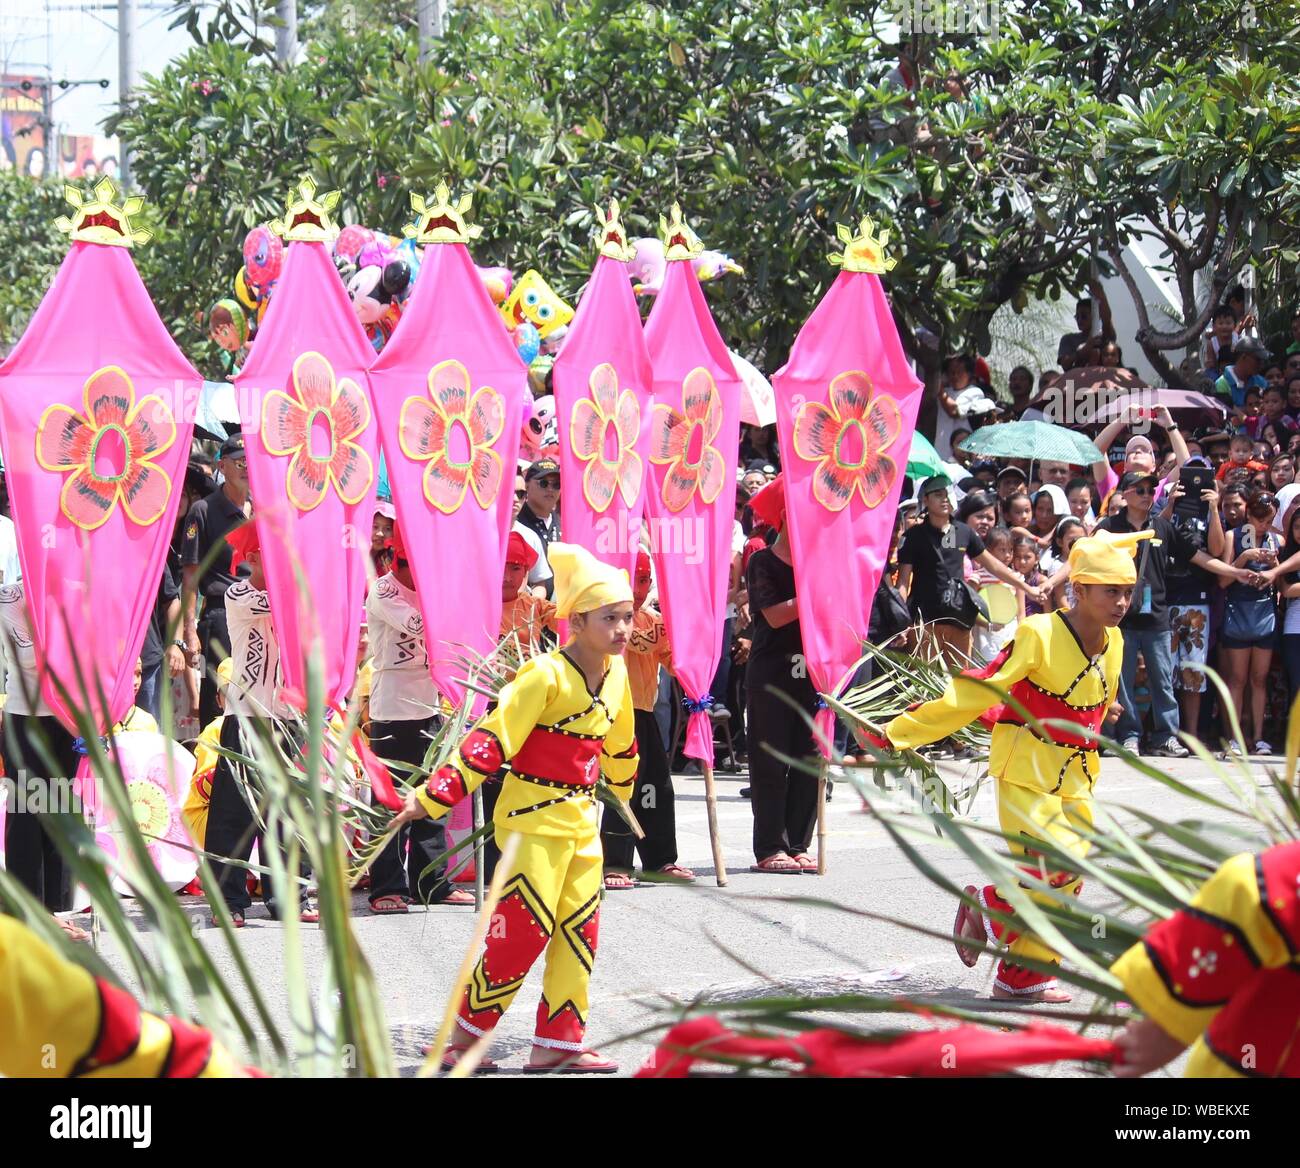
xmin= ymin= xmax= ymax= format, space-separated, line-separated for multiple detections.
xmin=242 ymin=224 xmax=284 ymax=297
xmin=476 ymin=265 xmax=514 ymax=305
xmin=520 ymin=392 xmax=557 ymax=459
xmin=500 ymin=269 xmax=574 ymax=339
xmin=207 ymin=298 xmax=250 ymax=376
xmin=628 ymin=236 xmax=743 ymax=296
xmin=347 ymin=256 xmax=411 ymax=353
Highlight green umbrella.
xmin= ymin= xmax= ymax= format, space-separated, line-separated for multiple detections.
xmin=905 ymin=431 xmax=946 ymax=480
xmin=958 ymin=421 xmax=1102 ymax=465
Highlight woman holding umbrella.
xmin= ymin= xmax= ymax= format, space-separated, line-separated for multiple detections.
xmin=897 ymin=476 xmax=1045 ymax=665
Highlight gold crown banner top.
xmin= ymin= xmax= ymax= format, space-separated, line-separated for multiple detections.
xmin=405 ymin=183 xmax=483 ymax=245
xmin=269 ymin=175 xmax=341 ymax=243
xmin=828 ymin=215 xmax=897 ymax=274
xmin=53 ymin=178 xmax=152 ymax=249
xmin=659 ymin=202 xmax=705 ymax=262
xmin=596 ymin=199 xmax=634 ymax=262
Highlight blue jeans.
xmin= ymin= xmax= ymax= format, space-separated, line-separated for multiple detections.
xmin=138 ymin=660 xmax=164 ymax=724
xmin=709 ymin=616 xmax=735 ymax=713
xmin=1115 ymin=624 xmax=1179 ymax=745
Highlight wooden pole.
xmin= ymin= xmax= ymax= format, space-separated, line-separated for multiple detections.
xmin=816 ymin=757 xmax=828 ymax=875
xmin=472 ymin=788 xmax=485 ymax=911
xmin=701 ymin=760 xmax=727 ymax=887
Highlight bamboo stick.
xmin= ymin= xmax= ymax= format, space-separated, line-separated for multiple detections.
xmin=816 ymin=757 xmax=828 ymax=875
xmin=472 ymin=787 xmax=485 ymax=911
xmin=702 ymin=760 xmax=728 ymax=887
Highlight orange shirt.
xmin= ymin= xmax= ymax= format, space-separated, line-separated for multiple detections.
xmin=626 ymin=606 xmax=672 ymax=712
xmin=500 ymin=593 xmax=557 ymax=663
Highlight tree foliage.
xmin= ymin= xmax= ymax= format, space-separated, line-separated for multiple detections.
xmin=0 ymin=0 xmax=1295 ymax=396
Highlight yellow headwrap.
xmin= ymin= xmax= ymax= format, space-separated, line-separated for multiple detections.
xmin=216 ymin=657 xmax=234 ymax=686
xmin=549 ymin=542 xmax=633 ymax=618
xmin=1068 ymin=528 xmax=1158 ymax=585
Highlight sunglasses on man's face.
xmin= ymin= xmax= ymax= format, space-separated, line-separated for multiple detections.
xmin=535 ymin=477 xmax=560 ymax=490
xmin=1126 ymin=484 xmax=1153 ymax=497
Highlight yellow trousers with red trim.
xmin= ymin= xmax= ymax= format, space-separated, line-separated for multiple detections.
xmin=977 ymin=780 xmax=1093 ymax=995
xmin=458 ymin=828 xmax=604 ymax=1051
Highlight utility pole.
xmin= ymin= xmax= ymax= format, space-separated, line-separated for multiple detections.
xmin=118 ymin=0 xmax=135 ymax=186
xmin=418 ymin=0 xmax=445 ymax=64
xmin=276 ymin=0 xmax=298 ymax=64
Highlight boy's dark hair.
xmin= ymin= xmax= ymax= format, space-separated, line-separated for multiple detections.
xmin=1066 ymin=476 xmax=1093 ymax=497
xmin=1263 ymin=385 xmax=1286 ymax=400
xmin=943 ymin=353 xmax=976 ymax=375
xmin=1212 ymin=303 xmax=1238 ymax=323
xmin=1221 ymin=483 xmax=1248 ymax=501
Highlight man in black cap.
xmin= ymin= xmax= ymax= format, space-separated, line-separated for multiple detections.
xmin=182 ymin=434 xmax=252 ymax=725
xmin=1096 ymin=469 xmax=1255 ymax=757
xmin=517 ymin=457 xmax=561 ymax=600
xmin=995 ymin=464 xmax=1028 ymax=500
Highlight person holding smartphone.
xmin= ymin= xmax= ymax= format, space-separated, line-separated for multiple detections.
xmin=1218 ymin=490 xmax=1282 ymax=754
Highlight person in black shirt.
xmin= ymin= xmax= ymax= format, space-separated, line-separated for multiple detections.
xmin=181 ymin=434 xmax=251 ymax=725
xmin=896 ymin=476 xmax=1039 ymax=666
xmin=1096 ymin=470 xmax=1253 ymax=756
xmin=744 ymin=478 xmax=819 ymax=874
xmin=516 ymin=457 xmax=561 ymax=599
xmin=139 ymin=562 xmax=183 ymax=724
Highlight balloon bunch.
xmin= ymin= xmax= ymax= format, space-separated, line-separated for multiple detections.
xmin=627 ymin=236 xmax=744 ymax=296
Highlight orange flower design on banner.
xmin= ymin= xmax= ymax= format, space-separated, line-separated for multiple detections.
xmin=792 ymin=370 xmax=901 ymax=512
xmin=261 ymin=351 xmax=374 ymax=511
xmin=569 ymin=362 xmax=642 ymax=512
xmin=648 ymin=367 xmax=725 ymax=513
xmin=36 ymin=365 xmax=177 ymax=531
xmin=399 ymin=359 xmax=505 ymax=514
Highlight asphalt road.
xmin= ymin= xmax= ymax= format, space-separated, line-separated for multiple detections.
xmin=79 ymin=752 xmax=1276 ymax=1077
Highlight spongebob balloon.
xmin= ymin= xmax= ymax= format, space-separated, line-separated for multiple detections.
xmin=500 ymin=269 xmax=573 ymax=340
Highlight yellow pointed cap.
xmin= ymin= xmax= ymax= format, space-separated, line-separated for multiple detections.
xmin=1068 ymin=528 xmax=1158 ymax=585
xmin=549 ymin=543 xmax=633 ymax=618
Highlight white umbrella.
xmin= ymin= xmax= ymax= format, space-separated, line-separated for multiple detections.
xmin=730 ymin=350 xmax=776 ymax=427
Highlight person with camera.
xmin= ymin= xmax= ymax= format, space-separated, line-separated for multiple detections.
xmin=1097 ymin=471 xmax=1258 ymax=757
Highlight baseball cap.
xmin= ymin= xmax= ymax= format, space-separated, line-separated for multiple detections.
xmin=219 ymin=434 xmax=245 ymax=460
xmin=1117 ymin=470 xmax=1159 ymax=493
xmin=919 ymin=474 xmax=952 ymax=498
xmin=995 ymin=465 xmax=1027 ymax=483
xmin=524 ymin=457 xmax=561 ymax=482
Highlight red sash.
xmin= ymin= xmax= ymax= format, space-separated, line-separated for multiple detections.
xmin=510 ymin=726 xmax=604 ymax=787
xmin=979 ymin=679 xmax=1103 ymax=749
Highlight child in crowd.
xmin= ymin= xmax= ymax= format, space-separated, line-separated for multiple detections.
xmin=1215 ymin=432 xmax=1268 ymax=483
xmin=970 ymin=527 xmax=1020 ymax=664
xmin=1013 ymin=535 xmax=1046 ymax=616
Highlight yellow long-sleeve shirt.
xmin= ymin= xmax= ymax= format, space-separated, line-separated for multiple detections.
xmin=886 ymin=611 xmax=1123 ymax=798
xmin=416 ymin=648 xmax=638 ymax=839
xmin=181 ymin=715 xmax=224 ymax=847
xmin=1111 ymin=843 xmax=1300 ymax=1078
xmin=0 ymin=915 xmax=251 ymax=1078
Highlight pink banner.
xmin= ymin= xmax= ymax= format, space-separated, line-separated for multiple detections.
xmin=369 ymin=240 xmax=526 ymax=709
xmin=643 ymin=259 xmax=742 ymax=764
xmin=236 ymin=240 xmax=378 ymax=708
xmin=0 ymin=241 xmax=200 ymax=731
xmin=553 ymin=249 xmax=652 ymax=582
xmin=773 ymin=264 xmax=923 ymax=751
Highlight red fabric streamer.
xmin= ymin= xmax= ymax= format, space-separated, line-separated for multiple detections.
xmin=636 ymin=1016 xmax=1119 ymax=1078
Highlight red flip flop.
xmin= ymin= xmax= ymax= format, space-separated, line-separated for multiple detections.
xmin=953 ymin=885 xmax=986 ymax=968
xmin=523 ymin=1049 xmax=619 ymax=1074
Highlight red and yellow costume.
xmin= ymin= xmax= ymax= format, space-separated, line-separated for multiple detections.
xmin=884 ymin=529 xmax=1150 ymax=996
xmin=416 ymin=544 xmax=638 ymax=1052
xmin=1113 ymin=841 xmax=1300 ymax=1077
xmin=0 ymin=915 xmax=255 ymax=1077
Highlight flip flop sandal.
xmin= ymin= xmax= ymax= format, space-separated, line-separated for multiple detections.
xmin=438 ymin=889 xmax=477 ymax=905
xmin=749 ymin=854 xmax=802 ymax=874
xmin=603 ymin=873 xmax=640 ymax=890
xmin=439 ymin=1048 xmax=500 ymax=1074
xmin=788 ymin=853 xmax=818 ymax=872
xmin=953 ymin=885 xmax=986 ymax=968
xmin=658 ymin=864 xmax=696 ymax=881
xmin=522 ymin=1051 xmax=619 ymax=1074
xmin=369 ymin=895 xmax=410 ymax=915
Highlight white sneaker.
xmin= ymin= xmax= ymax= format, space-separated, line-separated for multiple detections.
xmin=1254 ymin=740 xmax=1273 ymax=756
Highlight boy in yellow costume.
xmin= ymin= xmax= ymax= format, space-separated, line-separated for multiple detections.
xmin=0 ymin=915 xmax=255 ymax=1077
xmin=1112 ymin=840 xmax=1299 ymax=1078
xmin=393 ymin=543 xmax=638 ymax=1073
xmin=878 ymin=529 xmax=1153 ymax=1001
